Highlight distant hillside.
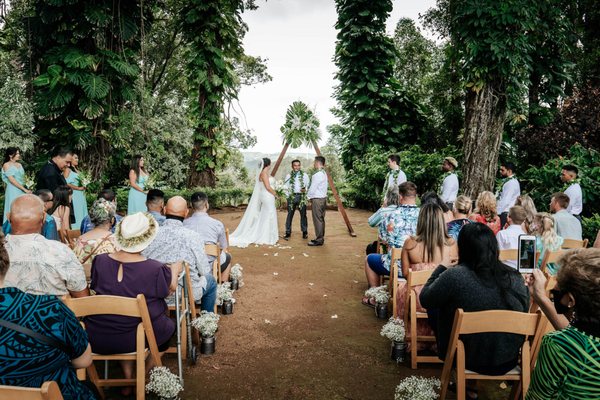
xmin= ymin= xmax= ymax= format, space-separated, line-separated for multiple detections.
xmin=242 ymin=150 xmax=316 ymax=181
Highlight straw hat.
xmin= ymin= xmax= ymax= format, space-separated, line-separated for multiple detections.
xmin=114 ymin=212 xmax=158 ymax=253
xmin=444 ymin=156 xmax=458 ymax=168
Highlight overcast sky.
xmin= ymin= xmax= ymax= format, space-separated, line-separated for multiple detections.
xmin=236 ymin=0 xmax=437 ymax=154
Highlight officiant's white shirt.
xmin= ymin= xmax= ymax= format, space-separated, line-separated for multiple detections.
xmin=564 ymin=183 xmax=582 ymax=215
xmin=497 ymin=177 xmax=520 ymax=214
xmin=440 ymin=173 xmax=459 ymax=203
xmin=284 ymin=172 xmax=310 ymax=196
xmin=307 ymin=170 xmax=328 ymax=199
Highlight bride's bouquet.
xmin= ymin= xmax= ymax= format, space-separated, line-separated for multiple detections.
xmin=24 ymin=172 xmax=36 ymax=191
xmin=272 ymin=180 xmax=288 ymax=209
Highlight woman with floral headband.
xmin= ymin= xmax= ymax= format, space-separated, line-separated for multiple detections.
xmin=73 ymin=199 xmax=119 ymax=266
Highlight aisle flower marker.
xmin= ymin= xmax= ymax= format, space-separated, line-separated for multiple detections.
xmin=229 ymin=263 xmax=243 ymax=289
xmin=217 ymin=282 xmax=235 ymax=315
xmin=146 ymin=366 xmax=183 ymax=399
xmin=381 ymin=317 xmax=407 ymax=363
xmin=364 ymin=285 xmax=390 ymax=319
xmin=191 ymin=311 xmax=220 ymax=355
xmin=394 ymin=376 xmax=441 ymax=400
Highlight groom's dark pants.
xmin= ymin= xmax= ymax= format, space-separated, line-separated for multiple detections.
xmin=285 ymin=193 xmax=308 ymax=235
xmin=311 ymin=197 xmax=327 ymax=244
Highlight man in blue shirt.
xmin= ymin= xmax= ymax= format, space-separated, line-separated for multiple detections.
xmin=2 ymin=189 xmax=58 ymax=241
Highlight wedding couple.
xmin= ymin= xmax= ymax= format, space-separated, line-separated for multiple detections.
xmin=229 ymin=156 xmax=328 ymax=248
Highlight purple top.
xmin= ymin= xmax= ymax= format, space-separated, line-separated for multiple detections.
xmin=84 ymin=253 xmax=174 ymax=354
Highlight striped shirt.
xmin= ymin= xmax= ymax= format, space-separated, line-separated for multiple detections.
xmin=526 ymin=326 xmax=600 ymax=399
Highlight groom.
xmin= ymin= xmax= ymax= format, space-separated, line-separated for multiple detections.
xmin=307 ymin=156 xmax=328 ymax=247
xmin=284 ymin=160 xmax=310 ymax=240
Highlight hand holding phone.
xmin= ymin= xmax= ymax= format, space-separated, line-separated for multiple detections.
xmin=518 ymin=234 xmax=537 ymax=274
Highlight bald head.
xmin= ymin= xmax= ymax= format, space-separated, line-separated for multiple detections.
xmin=9 ymin=195 xmax=45 ymax=235
xmin=165 ymin=196 xmax=189 ymax=218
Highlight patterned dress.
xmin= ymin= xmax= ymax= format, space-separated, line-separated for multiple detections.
xmin=1 ymin=164 xmax=26 ymax=223
xmin=526 ymin=326 xmax=600 ymax=399
xmin=447 ymin=218 xmax=473 ymax=241
xmin=0 ymin=287 xmax=96 ymax=399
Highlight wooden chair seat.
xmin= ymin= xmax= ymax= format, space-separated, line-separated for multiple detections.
xmin=0 ymin=381 xmax=63 ymax=400
xmin=561 ymin=238 xmax=588 ymax=249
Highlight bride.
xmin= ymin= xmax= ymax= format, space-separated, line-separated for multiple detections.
xmin=230 ymin=158 xmax=279 ymax=248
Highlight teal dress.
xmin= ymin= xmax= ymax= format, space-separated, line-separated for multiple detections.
xmin=127 ymin=174 xmax=148 ymax=215
xmin=2 ymin=164 xmax=26 ymax=223
xmin=65 ymin=170 xmax=88 ymax=230
xmin=536 ymin=235 xmax=564 ymax=275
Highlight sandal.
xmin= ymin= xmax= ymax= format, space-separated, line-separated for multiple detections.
xmin=361 ymin=297 xmax=376 ymax=308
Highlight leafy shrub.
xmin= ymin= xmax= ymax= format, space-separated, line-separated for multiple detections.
xmin=582 ymin=215 xmax=600 ymax=244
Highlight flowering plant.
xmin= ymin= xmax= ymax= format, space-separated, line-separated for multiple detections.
xmin=145 ymin=175 xmax=157 ymax=190
xmin=380 ymin=317 xmax=406 ymax=342
xmin=191 ymin=311 xmax=220 ymax=338
xmin=145 ymin=366 xmax=183 ymax=399
xmin=230 ymin=263 xmax=243 ymax=281
xmin=280 ymin=101 xmax=321 ymax=149
xmin=23 ymin=171 xmax=36 ymax=190
xmin=364 ymin=285 xmax=390 ymax=304
xmin=217 ymin=282 xmax=235 ymax=305
xmin=394 ymin=376 xmax=440 ymax=400
xmin=77 ymin=169 xmax=92 ymax=188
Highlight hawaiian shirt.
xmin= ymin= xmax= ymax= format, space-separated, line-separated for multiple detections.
xmin=378 ymin=205 xmax=420 ymax=270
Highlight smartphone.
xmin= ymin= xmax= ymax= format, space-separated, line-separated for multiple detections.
xmin=518 ymin=234 xmax=537 ymax=274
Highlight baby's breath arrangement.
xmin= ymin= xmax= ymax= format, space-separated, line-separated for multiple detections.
xmin=394 ymin=376 xmax=440 ymax=400
xmin=230 ymin=263 xmax=244 ymax=284
xmin=77 ymin=169 xmax=92 ymax=188
xmin=191 ymin=311 xmax=220 ymax=338
xmin=217 ymin=282 xmax=235 ymax=305
xmin=380 ymin=317 xmax=406 ymax=342
xmin=145 ymin=175 xmax=157 ymax=190
xmin=145 ymin=366 xmax=183 ymax=399
xmin=364 ymin=285 xmax=390 ymax=304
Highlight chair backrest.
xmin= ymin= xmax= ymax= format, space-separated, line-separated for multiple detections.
xmin=561 ymin=238 xmax=588 ymax=249
xmin=451 ymin=309 xmax=541 ymax=336
xmin=0 ymin=381 xmax=64 ymax=400
xmin=182 ymin=262 xmax=198 ymax=316
xmin=539 ymin=248 xmax=568 ymax=274
xmin=204 ymin=243 xmax=219 ymax=258
xmin=499 ymin=249 xmax=518 ymax=262
xmin=204 ymin=243 xmax=221 ymax=283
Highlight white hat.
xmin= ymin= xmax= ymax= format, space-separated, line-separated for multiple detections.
xmin=114 ymin=212 xmax=159 ymax=253
xmin=444 ymin=156 xmax=458 ymax=168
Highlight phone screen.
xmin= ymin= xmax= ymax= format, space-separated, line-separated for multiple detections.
xmin=518 ymin=235 xmax=536 ymax=273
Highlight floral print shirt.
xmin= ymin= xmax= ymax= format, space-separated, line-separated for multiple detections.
xmin=377 ymin=205 xmax=420 ymax=270
xmin=72 ymin=234 xmax=119 ymax=265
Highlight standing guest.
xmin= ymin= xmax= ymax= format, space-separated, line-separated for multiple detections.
xmin=307 ymin=156 xmax=328 ymax=247
xmin=0 ymin=232 xmax=96 ymax=399
xmin=560 ymin=164 xmax=583 ymax=219
xmin=184 ymin=192 xmax=232 ymax=282
xmin=497 ymin=161 xmax=520 ymax=227
xmin=49 ymin=185 xmax=72 ymax=237
xmin=495 ymin=205 xmax=527 ymax=269
xmin=2 ymin=189 xmax=59 ymax=241
xmin=127 ymin=155 xmax=148 ymax=215
xmin=382 ymin=154 xmax=407 ymax=197
xmin=3 ymin=195 xmax=89 ymax=297
xmin=72 ymin=199 xmax=119 ymax=265
xmin=283 ymin=160 xmax=310 ymax=240
xmin=63 ymin=153 xmax=88 ymax=230
xmin=550 ymin=192 xmax=582 ymax=240
xmin=447 ymin=195 xmax=473 ymax=241
xmin=420 ymin=223 xmax=529 ymax=386
xmin=531 ymin=212 xmax=563 ymax=275
xmin=143 ymin=197 xmax=217 ymax=311
xmin=526 ymin=249 xmax=600 ymax=399
xmin=36 ymin=146 xmax=72 ymax=195
xmin=439 ymin=156 xmax=459 ymax=209
xmin=514 ymin=195 xmax=537 ymax=233
xmin=2 ymin=147 xmax=31 ymax=223
xmin=421 ymin=192 xmax=454 ymax=223
xmin=146 ymin=189 xmax=166 ymax=226
xmin=80 ymin=189 xmax=122 ymax=234
xmin=86 ymin=212 xmax=181 ymax=389
xmin=363 ymin=182 xmax=420 ymax=306
xmin=469 ymin=191 xmax=502 ymax=234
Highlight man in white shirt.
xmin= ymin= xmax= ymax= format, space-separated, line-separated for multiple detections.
xmin=497 ymin=161 xmax=521 ymax=227
xmin=307 ymin=156 xmax=328 ymax=246
xmin=560 ymin=164 xmax=583 ymax=219
xmin=439 ymin=156 xmax=459 ymax=208
xmin=283 ymin=160 xmax=310 ymax=240
xmin=382 ymin=154 xmax=407 ymax=197
xmin=496 ymin=205 xmax=527 ymax=269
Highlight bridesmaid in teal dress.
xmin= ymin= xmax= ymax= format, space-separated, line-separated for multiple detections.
xmin=2 ymin=147 xmax=31 ymax=223
xmin=127 ymin=155 xmax=148 ymax=215
xmin=63 ymin=154 xmax=88 ymax=230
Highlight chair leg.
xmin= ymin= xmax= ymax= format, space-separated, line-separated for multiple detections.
xmin=86 ymin=363 xmax=105 ymax=400
xmin=457 ymin=342 xmax=466 ymax=400
xmin=521 ymin=343 xmax=531 ymax=400
xmin=410 ymin=295 xmax=417 ymax=369
xmin=439 ymin=357 xmax=453 ymax=400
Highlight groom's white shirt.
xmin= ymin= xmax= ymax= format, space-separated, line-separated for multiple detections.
xmin=307 ymin=169 xmax=328 ymax=199
xmin=284 ymin=171 xmax=310 ymax=196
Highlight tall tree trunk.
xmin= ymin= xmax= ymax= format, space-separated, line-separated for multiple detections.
xmin=461 ymin=82 xmax=507 ymax=198
xmin=187 ymin=130 xmax=217 ymax=188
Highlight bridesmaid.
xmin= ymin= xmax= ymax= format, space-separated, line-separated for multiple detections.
xmin=64 ymin=154 xmax=88 ymax=230
xmin=2 ymin=147 xmax=31 ymax=223
xmin=127 ymin=155 xmax=148 ymax=215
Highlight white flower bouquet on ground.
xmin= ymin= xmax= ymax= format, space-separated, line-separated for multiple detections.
xmin=145 ymin=366 xmax=183 ymax=399
xmin=191 ymin=311 xmax=220 ymax=338
xmin=217 ymin=282 xmax=235 ymax=305
xmin=380 ymin=317 xmax=405 ymax=343
xmin=230 ymin=263 xmax=244 ymax=288
xmin=394 ymin=376 xmax=440 ymax=400
xmin=364 ymin=285 xmax=390 ymax=304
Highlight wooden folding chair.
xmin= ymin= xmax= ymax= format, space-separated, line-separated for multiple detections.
xmin=167 ymin=261 xmax=200 ymax=353
xmin=499 ymin=249 xmax=518 ymax=262
xmin=225 ymin=228 xmax=230 ymax=247
xmin=561 ymin=238 xmax=588 ymax=249
xmin=0 ymin=381 xmax=63 ymax=400
xmin=64 ymin=294 xmax=162 ymax=400
xmin=529 ymin=275 xmax=558 ymax=313
xmin=204 ymin=243 xmax=222 ymax=284
xmin=440 ymin=309 xmax=545 ymax=400
xmin=59 ymin=229 xmax=81 ymax=248
xmin=377 ymin=238 xmax=389 ymax=286
xmin=388 ymin=247 xmax=403 ymax=317
xmin=539 ymin=248 xmax=568 ymax=275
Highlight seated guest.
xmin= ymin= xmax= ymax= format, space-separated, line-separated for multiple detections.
xmin=526 ymin=249 xmax=600 ymax=399
xmin=86 ymin=213 xmax=182 ymax=385
xmin=363 ymin=182 xmax=420 ymax=306
xmin=73 ymin=199 xmax=119 ymax=265
xmin=80 ymin=189 xmax=122 ymax=234
xmin=469 ymin=191 xmax=501 ymax=234
xmin=398 ymin=204 xmax=458 ymax=342
xmin=550 ymin=192 xmax=582 ymax=240
xmin=4 ymin=195 xmax=89 ymax=297
xmin=447 ymin=195 xmax=473 ymax=241
xmin=421 ymin=192 xmax=454 ymax=223
xmin=531 ymin=212 xmax=563 ymax=275
xmin=146 ymin=189 xmax=166 ymax=226
xmin=515 ymin=194 xmax=537 ymax=233
xmin=366 ymin=184 xmax=401 ymax=254
xmin=495 ymin=205 xmax=527 ymax=269
xmin=184 ymin=192 xmax=232 ymax=282
xmin=143 ymin=196 xmax=217 ymax=311
xmin=49 ymin=185 xmax=72 ymax=235
xmin=0 ymin=233 xmax=96 ymax=399
xmin=2 ymin=189 xmax=59 ymax=240
xmin=420 ymin=223 xmax=529 ymax=384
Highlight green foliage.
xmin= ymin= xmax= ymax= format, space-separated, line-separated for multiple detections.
xmin=582 ymin=215 xmax=600 ymax=244
xmin=280 ymin=101 xmax=321 ymax=149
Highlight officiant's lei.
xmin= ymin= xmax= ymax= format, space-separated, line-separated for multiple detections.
xmin=562 ymin=177 xmax=581 ymax=191
xmin=495 ymin=175 xmax=517 ymax=196
xmin=384 ymin=169 xmax=401 ymax=192
xmin=287 ymin=170 xmax=308 ymax=208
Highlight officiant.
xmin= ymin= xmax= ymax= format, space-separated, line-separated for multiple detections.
xmin=283 ymin=160 xmax=310 ymax=240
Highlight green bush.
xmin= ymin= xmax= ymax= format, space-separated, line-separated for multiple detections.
xmin=582 ymin=215 xmax=600 ymax=244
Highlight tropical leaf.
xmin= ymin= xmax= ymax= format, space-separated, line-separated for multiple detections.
xmin=48 ymin=86 xmax=75 ymax=108
xmin=280 ymin=101 xmax=322 ymax=148
xmin=81 ymin=74 xmax=110 ymax=99
xmin=64 ymin=49 xmax=97 ymax=69
xmin=106 ymin=58 xmax=139 ymax=77
xmin=78 ymin=98 xmax=104 ymax=119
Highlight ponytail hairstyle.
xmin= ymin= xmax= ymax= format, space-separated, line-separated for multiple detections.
xmin=533 ymin=212 xmax=562 ymax=251
xmin=3 ymin=147 xmax=19 ymax=163
xmin=262 ymin=158 xmax=271 ymax=169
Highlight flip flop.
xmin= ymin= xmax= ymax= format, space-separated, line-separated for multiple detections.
xmin=361 ymin=297 xmax=376 ymax=308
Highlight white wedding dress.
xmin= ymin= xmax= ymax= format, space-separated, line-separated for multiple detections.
xmin=230 ymin=167 xmax=279 ymax=248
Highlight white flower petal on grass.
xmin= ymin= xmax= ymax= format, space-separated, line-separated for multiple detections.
xmin=290 ymin=256 xmax=295 ymax=260
xmin=274 ymin=252 xmax=279 ymax=257
xmin=323 ymin=294 xmax=328 ymax=297
xmin=264 ymin=319 xmax=271 ymax=324
xmin=302 ymin=253 xmax=309 ymax=257
xmin=331 ymin=314 xmax=338 ymax=319
xmin=308 ymin=282 xmax=314 ymax=286
xmin=273 ymin=272 xmax=279 ymax=276
xmin=263 ymin=253 xmax=269 ymax=256
xmin=353 ymin=280 xmax=359 ymax=284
